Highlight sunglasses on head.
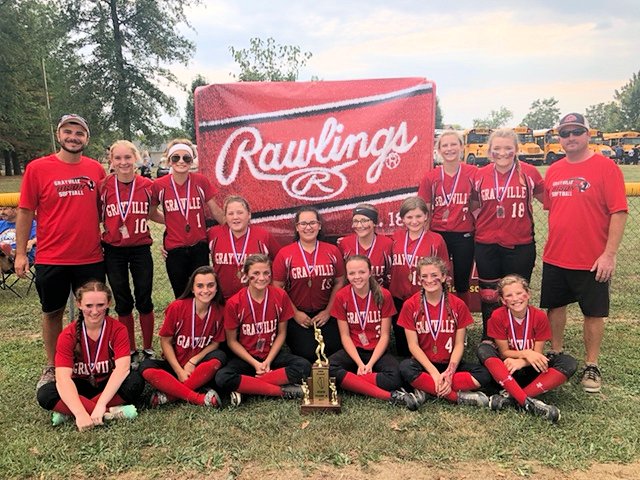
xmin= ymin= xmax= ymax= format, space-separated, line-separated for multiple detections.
xmin=558 ymin=128 xmax=587 ymax=138
xmin=169 ymin=154 xmax=193 ymax=164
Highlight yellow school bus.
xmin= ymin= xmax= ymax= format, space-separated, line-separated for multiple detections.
xmin=603 ymin=131 xmax=640 ymax=164
xmin=533 ymin=128 xmax=565 ymax=165
xmin=463 ymin=128 xmax=491 ymax=166
xmin=588 ymin=129 xmax=615 ymax=160
xmin=512 ymin=126 xmax=544 ymax=165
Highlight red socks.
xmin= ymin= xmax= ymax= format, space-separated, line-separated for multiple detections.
xmin=118 ymin=313 xmax=136 ymax=352
xmin=483 ymin=357 xmax=528 ymax=405
xmin=340 ymin=372 xmax=391 ymax=400
xmin=523 ymin=368 xmax=568 ymax=397
xmin=411 ymin=373 xmax=458 ymax=403
xmin=138 ymin=312 xmax=155 ymax=351
xmin=237 ymin=375 xmax=284 ymax=396
xmin=183 ymin=358 xmax=222 ymax=391
xmin=53 ymin=396 xmax=96 ymax=416
xmin=142 ymin=368 xmax=205 ymax=405
xmin=255 ymin=367 xmax=289 ymax=386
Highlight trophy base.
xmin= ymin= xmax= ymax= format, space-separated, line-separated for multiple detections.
xmin=301 ymin=399 xmax=341 ymax=415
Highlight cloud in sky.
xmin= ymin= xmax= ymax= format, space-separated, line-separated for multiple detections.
xmin=165 ymin=0 xmax=640 ymax=128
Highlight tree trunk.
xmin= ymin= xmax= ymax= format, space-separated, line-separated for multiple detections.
xmin=11 ymin=150 xmax=21 ymax=175
xmin=4 ymin=150 xmax=14 ymax=176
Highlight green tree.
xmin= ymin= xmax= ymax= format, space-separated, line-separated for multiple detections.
xmin=585 ymin=102 xmax=621 ymax=132
xmin=472 ymin=107 xmax=513 ymax=129
xmin=614 ymin=71 xmax=640 ymax=131
xmin=181 ymin=74 xmax=208 ymax=142
xmin=521 ymin=97 xmax=561 ymax=129
xmin=59 ymin=0 xmax=200 ymax=141
xmin=230 ymin=37 xmax=312 ymax=81
xmin=435 ymin=96 xmax=443 ymax=129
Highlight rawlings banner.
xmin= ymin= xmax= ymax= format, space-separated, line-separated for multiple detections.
xmin=195 ymin=77 xmax=435 ymax=243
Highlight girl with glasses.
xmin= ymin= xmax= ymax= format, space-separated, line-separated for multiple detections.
xmin=418 ymin=130 xmax=476 ymax=308
xmin=208 ymin=195 xmax=281 ymax=300
xmin=389 ymin=196 xmax=449 ymax=357
xmin=151 ymin=138 xmax=225 ymax=298
xmin=472 ymin=129 xmax=544 ymax=338
xmin=398 ymin=257 xmax=490 ymax=409
xmin=337 ymin=204 xmax=393 ymax=287
xmin=272 ymin=207 xmax=346 ymax=362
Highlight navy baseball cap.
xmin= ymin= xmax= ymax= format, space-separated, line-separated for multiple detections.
xmin=556 ymin=113 xmax=589 ymax=131
xmin=57 ymin=114 xmax=90 ymax=136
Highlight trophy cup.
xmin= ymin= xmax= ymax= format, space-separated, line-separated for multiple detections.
xmin=300 ymin=324 xmax=341 ymax=414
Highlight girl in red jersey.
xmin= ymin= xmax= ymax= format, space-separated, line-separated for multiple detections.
xmin=208 ymin=195 xmax=281 ymax=300
xmin=472 ymin=129 xmax=544 ymax=337
xmin=101 ymin=140 xmax=163 ymax=361
xmin=272 ymin=207 xmax=346 ymax=363
xmin=477 ymin=275 xmax=576 ymax=423
xmin=151 ymin=139 xmax=224 ymax=298
xmin=418 ymin=130 xmax=476 ymax=307
xmin=215 ymin=254 xmax=311 ymax=402
xmin=389 ymin=197 xmax=449 ymax=357
xmin=36 ymin=281 xmax=144 ymax=431
xmin=139 ymin=266 xmax=226 ymax=408
xmin=399 ymin=257 xmax=491 ymax=408
xmin=329 ymin=255 xmax=421 ymax=409
xmin=337 ymin=204 xmax=393 ymax=287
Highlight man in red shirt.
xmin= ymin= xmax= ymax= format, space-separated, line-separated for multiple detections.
xmin=15 ymin=114 xmax=106 ymax=391
xmin=541 ymin=112 xmax=628 ymax=394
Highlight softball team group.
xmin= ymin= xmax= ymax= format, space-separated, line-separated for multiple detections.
xmin=36 ymin=129 xmax=580 ymax=431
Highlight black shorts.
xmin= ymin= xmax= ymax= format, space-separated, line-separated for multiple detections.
xmin=540 ymin=262 xmax=609 ymax=317
xmin=35 ymin=262 xmax=106 ymax=313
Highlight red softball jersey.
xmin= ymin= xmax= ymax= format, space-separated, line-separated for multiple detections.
xmin=208 ymin=224 xmax=281 ymax=299
xmin=337 ymin=233 xmax=393 ymax=287
xmin=19 ymin=154 xmax=106 ymax=265
xmin=158 ymin=298 xmax=225 ymax=367
xmin=397 ymin=292 xmax=473 ymax=364
xmin=331 ymin=285 xmax=396 ymax=351
xmin=224 ymin=285 xmax=294 ymax=360
xmin=272 ymin=241 xmax=345 ymax=312
xmin=487 ymin=305 xmax=551 ymax=351
xmin=473 ymin=162 xmax=543 ymax=247
xmin=100 ymin=174 xmax=154 ymax=247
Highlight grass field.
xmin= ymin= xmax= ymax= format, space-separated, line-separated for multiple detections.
xmin=1 ymin=166 xmax=639 ymax=479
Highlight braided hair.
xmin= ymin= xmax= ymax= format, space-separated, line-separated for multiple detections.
xmin=417 ymin=256 xmax=458 ymax=330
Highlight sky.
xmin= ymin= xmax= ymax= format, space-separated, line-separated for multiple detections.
xmin=165 ymin=0 xmax=640 ymax=129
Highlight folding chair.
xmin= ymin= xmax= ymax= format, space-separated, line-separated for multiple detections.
xmin=0 ymin=250 xmax=35 ymax=298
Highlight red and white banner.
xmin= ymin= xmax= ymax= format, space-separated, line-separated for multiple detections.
xmin=195 ymin=77 xmax=436 ymax=243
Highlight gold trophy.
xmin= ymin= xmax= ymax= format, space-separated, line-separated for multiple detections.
xmin=300 ymin=324 xmax=341 ymax=414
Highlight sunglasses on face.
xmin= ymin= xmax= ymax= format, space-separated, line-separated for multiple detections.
xmin=558 ymin=128 xmax=587 ymax=138
xmin=169 ymin=154 xmax=193 ymax=164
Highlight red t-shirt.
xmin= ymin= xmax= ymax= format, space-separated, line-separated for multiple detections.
xmin=272 ymin=241 xmax=346 ymax=312
xmin=543 ymin=154 xmax=628 ymax=270
xmin=19 ymin=154 xmax=105 ymax=264
xmin=337 ymin=233 xmax=393 ymax=287
xmin=224 ymin=285 xmax=294 ymax=360
xmin=397 ymin=292 xmax=472 ymax=364
xmin=151 ymin=173 xmax=215 ymax=250
xmin=331 ymin=285 xmax=396 ymax=351
xmin=55 ymin=316 xmax=129 ymax=382
xmin=158 ymin=298 xmax=225 ymax=367
xmin=418 ymin=164 xmax=476 ymax=233
xmin=473 ymin=162 xmax=543 ymax=246
xmin=388 ymin=229 xmax=449 ymax=300
xmin=208 ymin=224 xmax=281 ymax=299
xmin=487 ymin=305 xmax=551 ymax=351
xmin=100 ymin=174 xmax=154 ymax=247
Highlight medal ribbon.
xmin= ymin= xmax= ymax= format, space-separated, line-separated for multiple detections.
xmin=229 ymin=226 xmax=251 ymax=269
xmin=170 ymin=174 xmax=191 ymax=225
xmin=508 ymin=306 xmax=530 ymax=351
xmin=404 ymin=229 xmax=426 ymax=269
xmin=82 ymin=320 xmax=107 ymax=376
xmin=422 ymin=292 xmax=445 ymax=344
xmin=247 ymin=288 xmax=269 ymax=335
xmin=355 ymin=234 xmax=377 ymax=258
xmin=350 ymin=287 xmax=372 ymax=332
xmin=191 ymin=298 xmax=212 ymax=351
xmin=440 ymin=165 xmax=461 ymax=207
xmin=114 ymin=176 xmax=136 ymax=225
xmin=493 ymin=163 xmax=516 ymax=204
xmin=297 ymin=240 xmax=319 ymax=281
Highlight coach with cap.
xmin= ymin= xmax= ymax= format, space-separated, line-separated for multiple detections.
xmin=540 ymin=112 xmax=628 ymax=394
xmin=15 ymin=114 xmax=107 ymax=392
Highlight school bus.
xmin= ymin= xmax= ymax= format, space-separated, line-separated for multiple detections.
xmin=588 ymin=129 xmax=615 ymax=160
xmin=533 ymin=128 xmax=565 ymax=165
xmin=603 ymin=131 xmax=640 ymax=164
xmin=512 ymin=126 xmax=544 ymax=165
xmin=462 ymin=128 xmax=491 ymax=166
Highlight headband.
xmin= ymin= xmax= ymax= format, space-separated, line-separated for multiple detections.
xmin=167 ymin=143 xmax=194 ymax=158
xmin=353 ymin=206 xmax=378 ymax=223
